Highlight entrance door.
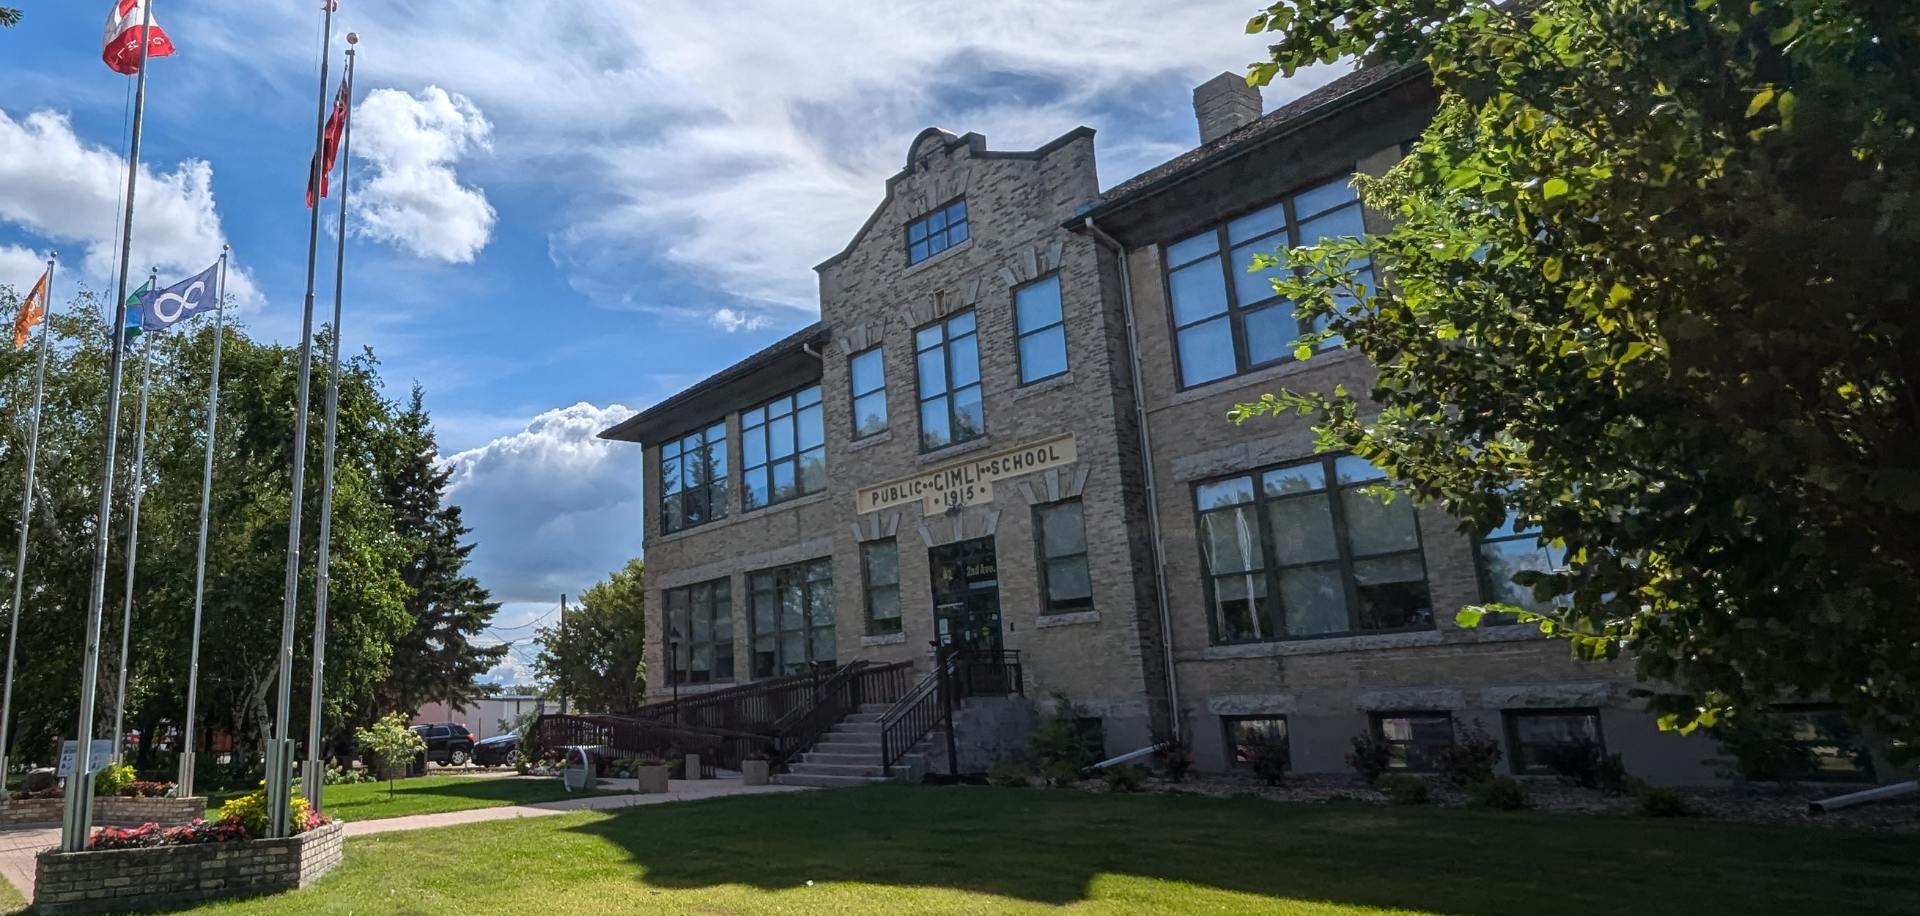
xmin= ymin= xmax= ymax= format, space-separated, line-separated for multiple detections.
xmin=928 ymin=537 xmax=1013 ymax=695
xmin=928 ymin=537 xmax=1003 ymax=654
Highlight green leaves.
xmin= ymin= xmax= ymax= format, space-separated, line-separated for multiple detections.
xmin=1229 ymin=0 xmax=1920 ymax=758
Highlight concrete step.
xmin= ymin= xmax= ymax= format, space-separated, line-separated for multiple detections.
xmin=811 ymin=741 xmax=883 ymax=755
xmin=801 ymin=752 xmax=884 ymax=766
xmin=787 ymin=762 xmax=887 ymax=778
xmin=858 ymin=704 xmax=892 ymax=714
xmin=841 ymin=713 xmax=883 ymax=724
xmin=826 ymin=723 xmax=882 ymax=736
xmin=773 ymin=772 xmax=892 ymax=789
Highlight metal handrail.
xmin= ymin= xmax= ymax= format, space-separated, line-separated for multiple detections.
xmin=877 ymin=648 xmax=1024 ymax=776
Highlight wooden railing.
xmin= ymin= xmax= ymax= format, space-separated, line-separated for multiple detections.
xmin=877 ymin=648 xmax=1023 ymax=777
xmin=532 ymin=714 xmax=734 ymax=775
xmin=634 ymin=669 xmax=833 ymax=733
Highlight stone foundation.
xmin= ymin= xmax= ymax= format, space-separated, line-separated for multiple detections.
xmin=0 ymin=796 xmax=206 ymax=828
xmin=32 ymin=821 xmax=344 ymax=915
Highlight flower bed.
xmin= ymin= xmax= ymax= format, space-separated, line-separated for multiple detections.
xmin=34 ymin=820 xmax=344 ymax=916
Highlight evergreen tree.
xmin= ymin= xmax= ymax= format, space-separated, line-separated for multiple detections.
xmin=363 ymin=386 xmax=507 ymax=723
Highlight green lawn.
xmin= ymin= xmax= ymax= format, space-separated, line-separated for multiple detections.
xmin=207 ymin=774 xmax=594 ymax=823
xmin=113 ymin=784 xmax=1920 ymax=916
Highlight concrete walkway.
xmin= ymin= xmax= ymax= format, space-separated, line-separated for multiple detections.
xmin=0 ymin=778 xmax=811 ymax=904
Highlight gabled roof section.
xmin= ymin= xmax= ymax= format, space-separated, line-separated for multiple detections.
xmin=1078 ymin=63 xmax=1427 ymax=224
xmin=816 ymin=125 xmax=1098 ymax=272
xmin=600 ymin=322 xmax=830 ymax=446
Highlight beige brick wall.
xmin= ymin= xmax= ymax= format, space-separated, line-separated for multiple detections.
xmin=33 ymin=821 xmax=342 ymax=915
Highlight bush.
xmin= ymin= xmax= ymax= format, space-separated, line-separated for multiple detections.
xmin=93 ymin=763 xmax=136 ymax=797
xmin=1377 ymin=773 xmax=1431 ymax=805
xmin=1346 ymin=735 xmax=1393 ymax=785
xmin=1436 ymin=720 xmax=1504 ymax=787
xmin=1100 ymin=764 xmax=1145 ymax=793
xmin=1031 ymin=692 xmax=1095 ymax=785
xmin=215 ymin=788 xmax=317 ymax=838
xmin=1711 ymin=713 xmax=1818 ymax=787
xmin=323 ymin=765 xmax=374 ymax=786
xmin=1156 ymin=736 xmax=1193 ymax=782
xmin=1467 ymin=777 xmax=1530 ymax=811
xmin=1251 ymin=744 xmax=1290 ymax=787
xmin=988 ymin=762 xmax=1031 ymax=788
xmin=1636 ymin=787 xmax=1697 ymax=818
xmin=1541 ymin=740 xmax=1633 ymax=795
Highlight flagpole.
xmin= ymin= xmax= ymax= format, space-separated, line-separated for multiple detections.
xmin=65 ymin=0 xmax=157 ymax=854
xmin=109 ymin=271 xmax=157 ymax=765
xmin=1 ymin=252 xmax=57 ymax=801
xmin=269 ymin=0 xmax=336 ymax=840
xmin=304 ymin=37 xmax=357 ymax=815
xmin=179 ymin=247 xmax=228 ymax=800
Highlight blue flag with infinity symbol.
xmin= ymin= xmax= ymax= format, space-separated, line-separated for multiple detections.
xmin=138 ymin=261 xmax=220 ymax=332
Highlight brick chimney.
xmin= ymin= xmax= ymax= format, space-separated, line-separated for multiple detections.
xmin=1193 ymin=72 xmax=1263 ymax=145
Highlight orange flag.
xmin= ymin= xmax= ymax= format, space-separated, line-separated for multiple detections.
xmin=13 ymin=271 xmax=47 ymax=350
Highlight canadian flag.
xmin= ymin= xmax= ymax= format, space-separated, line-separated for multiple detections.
xmin=102 ymin=0 xmax=176 ymax=76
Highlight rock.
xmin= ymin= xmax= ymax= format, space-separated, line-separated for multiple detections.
xmin=21 ymin=768 xmax=58 ymax=793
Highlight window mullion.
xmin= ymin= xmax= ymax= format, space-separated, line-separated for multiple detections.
xmin=1252 ymin=486 xmax=1283 ymax=641
xmin=1322 ymin=457 xmax=1365 ymax=633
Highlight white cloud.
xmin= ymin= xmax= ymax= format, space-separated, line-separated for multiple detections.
xmin=0 ymin=108 xmax=258 ymax=304
xmin=353 ymin=87 xmax=498 ymax=264
xmin=199 ymin=1 xmax=1338 ymax=315
xmin=710 ymin=308 xmax=772 ymax=334
xmin=443 ymin=402 xmax=643 ymax=607
xmin=0 ymin=245 xmax=47 ymax=291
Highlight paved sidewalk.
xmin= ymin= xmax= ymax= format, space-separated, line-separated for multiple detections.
xmin=0 ymin=778 xmax=809 ymax=904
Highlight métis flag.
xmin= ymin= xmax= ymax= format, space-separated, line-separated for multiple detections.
xmin=308 ymin=78 xmax=349 ymax=208
xmin=102 ymin=0 xmax=175 ymax=76
xmin=12 ymin=270 xmax=48 ymax=350
xmin=137 ymin=262 xmax=221 ymax=332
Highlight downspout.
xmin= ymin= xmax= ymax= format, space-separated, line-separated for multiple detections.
xmin=1083 ymin=217 xmax=1180 ymax=742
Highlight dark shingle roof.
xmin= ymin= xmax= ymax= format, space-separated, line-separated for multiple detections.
xmin=1094 ymin=62 xmax=1425 ymax=210
xmin=600 ymin=322 xmax=829 ymax=444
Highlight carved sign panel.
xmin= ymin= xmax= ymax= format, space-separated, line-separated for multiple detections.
xmin=858 ymin=435 xmax=1078 ymax=515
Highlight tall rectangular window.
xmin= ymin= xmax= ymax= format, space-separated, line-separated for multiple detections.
xmin=862 ymin=540 xmax=902 ymax=635
xmin=1477 ymin=512 xmax=1569 ymax=624
xmin=741 ymin=385 xmax=826 ymax=511
xmin=1035 ymin=500 xmax=1093 ymax=614
xmin=1164 ymin=174 xmax=1372 ymax=388
xmin=1014 ymin=276 xmax=1069 ymax=384
xmin=916 ymin=311 xmax=984 ymax=452
xmin=907 ymin=198 xmax=970 ymax=265
xmin=1197 ymin=455 xmax=1432 ymax=644
xmin=665 ymin=579 xmax=734 ymax=685
xmin=749 ymin=559 xmax=836 ymax=679
xmin=850 ymin=348 xmax=888 ymax=438
xmin=660 ymin=423 xmax=727 ymax=534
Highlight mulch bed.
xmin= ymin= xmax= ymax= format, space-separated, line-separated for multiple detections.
xmin=1082 ymin=772 xmax=1919 ymax=832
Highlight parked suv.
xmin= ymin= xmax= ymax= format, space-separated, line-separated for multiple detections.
xmin=411 ymin=723 xmax=476 ymax=767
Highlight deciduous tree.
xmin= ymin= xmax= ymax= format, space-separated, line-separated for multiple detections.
xmin=534 ymin=559 xmax=645 ymax=714
xmin=1235 ymin=0 xmax=1920 ymax=756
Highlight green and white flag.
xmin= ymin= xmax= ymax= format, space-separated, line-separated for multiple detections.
xmin=122 ymin=281 xmax=148 ymax=342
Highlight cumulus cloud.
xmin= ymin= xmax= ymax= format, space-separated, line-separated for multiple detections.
xmin=710 ymin=308 xmax=773 ymax=334
xmin=353 ymin=87 xmax=498 ymax=264
xmin=0 ymin=109 xmax=256 ymax=303
xmin=199 ymin=1 xmax=1336 ymax=314
xmin=443 ymin=402 xmax=643 ymax=607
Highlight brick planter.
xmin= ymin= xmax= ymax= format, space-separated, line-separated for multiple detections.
xmin=0 ymin=796 xmax=205 ymax=828
xmin=32 ymin=821 xmax=344 ymax=915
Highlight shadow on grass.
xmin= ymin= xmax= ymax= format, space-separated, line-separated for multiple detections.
xmin=565 ymin=784 xmax=1920 ymax=916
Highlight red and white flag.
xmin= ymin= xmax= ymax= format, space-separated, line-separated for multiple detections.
xmin=102 ymin=0 xmax=175 ymax=75
xmin=308 ymin=78 xmax=350 ymax=208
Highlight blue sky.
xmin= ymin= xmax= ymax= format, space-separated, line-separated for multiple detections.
xmin=0 ymin=1 xmax=1341 ymax=684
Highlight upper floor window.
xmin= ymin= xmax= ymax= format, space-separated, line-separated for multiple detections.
xmin=1477 ymin=512 xmax=1569 ymax=623
xmin=1015 ymin=276 xmax=1069 ymax=384
xmin=850 ymin=348 xmax=888 ymax=438
xmin=1035 ymin=500 xmax=1093 ymax=614
xmin=908 ymin=198 xmax=970 ymax=265
xmin=916 ymin=311 xmax=984 ymax=452
xmin=665 ymin=579 xmax=734 ymax=685
xmin=749 ymin=559 xmax=836 ymax=678
xmin=661 ymin=423 xmax=727 ymax=534
xmin=1164 ymin=174 xmax=1371 ymax=388
xmin=742 ymin=385 xmax=825 ymax=511
xmin=862 ymin=539 xmax=902 ymax=635
xmin=1196 ymin=455 xmax=1431 ymax=644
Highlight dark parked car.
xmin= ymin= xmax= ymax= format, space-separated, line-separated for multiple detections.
xmin=411 ymin=723 xmax=476 ymax=767
xmin=472 ymin=732 xmax=522 ymax=768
